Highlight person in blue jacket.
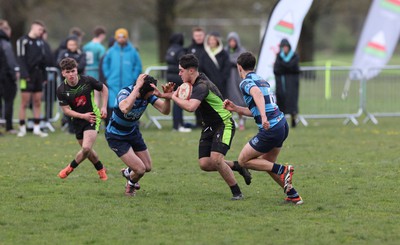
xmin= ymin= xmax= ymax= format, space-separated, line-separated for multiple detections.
xmin=102 ymin=28 xmax=142 ymax=125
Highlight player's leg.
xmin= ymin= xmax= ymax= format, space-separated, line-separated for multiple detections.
xmin=224 ymin=159 xmax=252 ymax=185
xmin=120 ymin=148 xmax=147 ymax=182
xmin=81 ymin=129 xmax=107 ymax=180
xmin=31 ymin=91 xmax=47 ymax=137
xmin=263 ymin=149 xmax=302 ymax=204
xmin=136 ymin=150 xmax=152 ymax=172
xmin=17 ymin=91 xmax=31 ymax=137
xmin=209 ymin=120 xmax=243 ymax=200
xmin=120 ymin=148 xmax=147 ymax=196
xmin=238 ymin=122 xmax=294 ymax=193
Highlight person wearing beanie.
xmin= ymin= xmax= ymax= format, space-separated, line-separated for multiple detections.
xmin=102 ymin=27 xmax=142 ymax=126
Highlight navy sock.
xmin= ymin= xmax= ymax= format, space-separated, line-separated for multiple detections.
xmin=287 ymin=188 xmax=299 ymax=198
xmin=230 ymin=184 xmax=242 ymax=196
xmin=70 ymin=160 xmax=79 ymax=168
xmin=93 ymin=161 xmax=104 ymax=171
xmin=271 ymin=163 xmax=284 ymax=174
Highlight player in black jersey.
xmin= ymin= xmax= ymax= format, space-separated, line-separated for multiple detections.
xmin=56 ymin=58 xmax=109 ymax=181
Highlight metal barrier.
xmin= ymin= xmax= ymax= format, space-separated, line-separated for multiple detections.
xmin=4 ymin=65 xmax=394 ymax=130
xmin=298 ymin=66 xmax=364 ymax=126
xmin=0 ymin=66 xmax=61 ymax=132
xmin=363 ymin=66 xmax=400 ymax=123
xmin=142 ymin=65 xmax=400 ymax=128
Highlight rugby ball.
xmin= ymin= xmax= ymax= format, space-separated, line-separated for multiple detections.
xmin=177 ymin=82 xmax=192 ymax=100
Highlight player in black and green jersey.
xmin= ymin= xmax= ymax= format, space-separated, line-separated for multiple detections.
xmin=56 ymin=57 xmax=109 ymax=181
xmin=172 ymin=54 xmax=251 ymax=200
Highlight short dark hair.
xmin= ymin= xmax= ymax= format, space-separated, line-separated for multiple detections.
xmin=93 ymin=26 xmax=106 ymax=37
xmin=59 ymin=58 xmax=78 ymax=71
xmin=179 ymin=54 xmax=199 ymax=69
xmin=139 ymin=75 xmax=158 ymax=97
xmin=237 ymin=52 xmax=256 ymax=71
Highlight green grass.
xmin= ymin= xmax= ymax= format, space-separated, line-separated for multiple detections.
xmin=1 ymin=117 xmax=400 ymax=245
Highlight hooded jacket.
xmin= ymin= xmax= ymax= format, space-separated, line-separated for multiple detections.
xmin=165 ymin=33 xmax=185 ymax=87
xmin=198 ymin=32 xmax=230 ymax=96
xmin=102 ymin=41 xmax=142 ymax=107
xmin=0 ymin=29 xmax=19 ymax=81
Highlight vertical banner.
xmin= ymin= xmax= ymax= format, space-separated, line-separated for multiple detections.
xmin=256 ymin=0 xmax=313 ymax=91
xmin=350 ymin=0 xmax=400 ymax=80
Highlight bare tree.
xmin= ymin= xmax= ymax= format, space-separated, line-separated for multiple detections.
xmin=0 ymin=0 xmax=29 ymax=47
xmin=156 ymin=0 xmax=176 ymax=62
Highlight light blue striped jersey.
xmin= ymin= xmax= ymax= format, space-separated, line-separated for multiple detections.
xmin=240 ymin=72 xmax=284 ymax=129
xmin=106 ymin=85 xmax=158 ymax=135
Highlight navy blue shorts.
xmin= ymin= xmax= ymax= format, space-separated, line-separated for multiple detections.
xmin=249 ymin=118 xmax=289 ymax=153
xmin=105 ymin=128 xmax=147 ymax=158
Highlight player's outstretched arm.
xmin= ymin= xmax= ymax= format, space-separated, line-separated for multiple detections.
xmin=153 ymin=98 xmax=171 ymax=115
xmin=223 ymin=99 xmax=252 ymax=117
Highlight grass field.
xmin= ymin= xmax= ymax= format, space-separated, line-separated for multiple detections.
xmin=1 ymin=116 xmax=399 ymax=245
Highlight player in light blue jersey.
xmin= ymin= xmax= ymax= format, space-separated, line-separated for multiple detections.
xmin=223 ymin=52 xmax=303 ymax=205
xmin=105 ymin=74 xmax=174 ymax=196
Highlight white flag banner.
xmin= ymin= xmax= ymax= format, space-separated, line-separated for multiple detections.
xmin=350 ymin=0 xmax=400 ymax=80
xmin=256 ymin=0 xmax=313 ymax=91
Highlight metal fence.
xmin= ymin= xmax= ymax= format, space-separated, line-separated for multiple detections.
xmin=143 ymin=65 xmax=400 ymax=128
xmin=0 ymin=66 xmax=62 ymax=132
xmin=3 ymin=65 xmax=399 ymax=131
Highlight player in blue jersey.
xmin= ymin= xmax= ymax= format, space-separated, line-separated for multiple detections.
xmin=105 ymin=74 xmax=174 ymax=196
xmin=223 ymin=52 xmax=303 ymax=205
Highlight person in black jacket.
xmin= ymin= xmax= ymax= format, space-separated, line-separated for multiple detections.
xmin=273 ymin=39 xmax=300 ymax=128
xmin=0 ymin=20 xmax=19 ymax=134
xmin=198 ymin=31 xmax=230 ymax=98
xmin=16 ymin=20 xmax=50 ymax=137
xmin=185 ymin=27 xmax=206 ymax=128
xmin=0 ymin=46 xmax=8 ymax=135
xmin=165 ymin=33 xmax=191 ymax=132
xmin=57 ymin=37 xmax=86 ymax=74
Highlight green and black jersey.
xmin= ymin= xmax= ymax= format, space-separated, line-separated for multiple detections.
xmin=191 ymin=73 xmax=232 ymax=126
xmin=56 ymin=75 xmax=102 ymax=117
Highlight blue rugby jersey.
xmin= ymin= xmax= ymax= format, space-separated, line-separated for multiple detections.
xmin=240 ymin=72 xmax=284 ymax=129
xmin=106 ymin=85 xmax=158 ymax=135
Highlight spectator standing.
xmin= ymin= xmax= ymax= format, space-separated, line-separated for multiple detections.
xmin=273 ymin=38 xmax=300 ymax=128
xmin=0 ymin=20 xmax=19 ymax=134
xmin=57 ymin=37 xmax=86 ymax=134
xmin=225 ymin=32 xmax=247 ymax=130
xmin=83 ymin=26 xmax=107 ymax=106
xmin=102 ymin=28 xmax=142 ymax=126
xmin=16 ymin=20 xmax=50 ymax=137
xmin=199 ymin=31 xmax=230 ymax=98
xmin=0 ymin=44 xmax=7 ymax=135
xmin=54 ymin=27 xmax=85 ymax=63
xmin=165 ymin=33 xmax=191 ymax=132
xmin=57 ymin=37 xmax=86 ymax=74
xmin=41 ymin=28 xmax=56 ymax=122
xmin=186 ymin=27 xmax=206 ymax=128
